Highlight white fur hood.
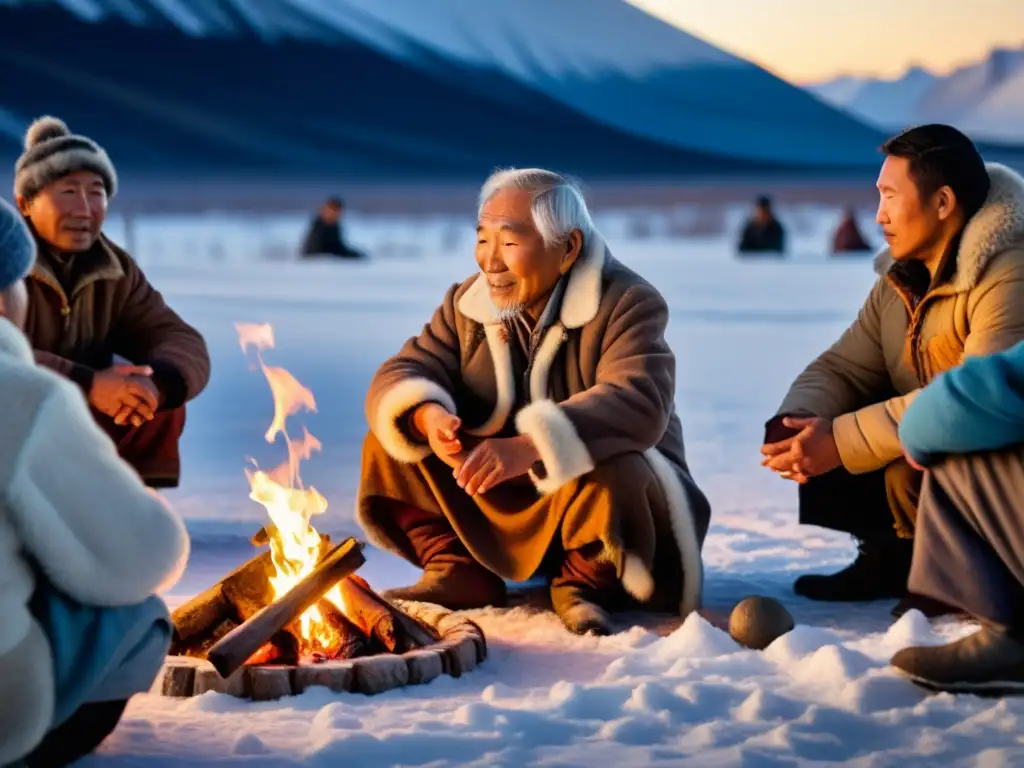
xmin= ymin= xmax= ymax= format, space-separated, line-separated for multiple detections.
xmin=0 ymin=317 xmax=189 ymax=763
xmin=874 ymin=162 xmax=1024 ymax=291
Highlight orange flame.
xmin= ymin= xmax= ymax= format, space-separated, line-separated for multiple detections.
xmin=236 ymin=323 xmax=344 ymax=655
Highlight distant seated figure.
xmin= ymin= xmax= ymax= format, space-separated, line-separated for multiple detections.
xmin=738 ymin=195 xmax=785 ymax=254
xmin=301 ymin=196 xmax=365 ymax=259
xmin=832 ymin=207 xmax=872 ymax=253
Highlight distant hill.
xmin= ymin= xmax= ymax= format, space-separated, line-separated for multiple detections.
xmin=0 ymin=0 xmax=888 ymax=186
xmin=807 ymin=46 xmax=1024 ymax=143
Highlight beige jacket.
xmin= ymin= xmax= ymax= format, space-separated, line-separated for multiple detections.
xmin=777 ymin=163 xmax=1024 ymax=473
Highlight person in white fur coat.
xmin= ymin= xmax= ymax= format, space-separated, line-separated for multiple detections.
xmin=0 ymin=196 xmax=190 ymax=767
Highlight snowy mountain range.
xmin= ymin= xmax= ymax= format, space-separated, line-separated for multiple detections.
xmin=0 ymin=0 xmax=890 ymax=182
xmin=807 ymin=46 xmax=1024 ymax=143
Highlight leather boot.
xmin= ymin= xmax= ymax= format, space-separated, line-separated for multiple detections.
xmin=550 ymin=543 xmax=620 ymax=636
xmin=380 ymin=503 xmax=507 ymax=610
xmin=891 ymin=626 xmax=1024 ymax=694
xmin=794 ymin=537 xmax=912 ymax=602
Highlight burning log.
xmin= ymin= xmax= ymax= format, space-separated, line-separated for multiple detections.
xmin=222 ymin=554 xmax=275 ymax=623
xmin=316 ymin=599 xmax=375 ymax=660
xmin=179 ymin=617 xmax=239 ymax=659
xmin=207 ymin=537 xmax=366 ymax=679
xmin=251 ymin=523 xmax=331 ymax=549
xmin=170 ymin=550 xmax=273 ymax=649
xmin=244 ymin=630 xmax=299 ymax=667
xmin=338 ymin=575 xmax=440 ymax=652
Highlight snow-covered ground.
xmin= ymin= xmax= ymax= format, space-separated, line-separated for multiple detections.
xmin=77 ymin=210 xmax=1019 ymax=766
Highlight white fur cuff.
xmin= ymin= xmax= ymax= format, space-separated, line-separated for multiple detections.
xmin=515 ymin=399 xmax=594 ymax=494
xmin=373 ymin=378 xmax=457 ymax=463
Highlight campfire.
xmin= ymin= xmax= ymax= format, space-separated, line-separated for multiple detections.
xmin=158 ymin=324 xmax=485 ymax=700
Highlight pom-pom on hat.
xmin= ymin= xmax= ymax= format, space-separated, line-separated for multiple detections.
xmin=14 ymin=116 xmax=117 ymax=201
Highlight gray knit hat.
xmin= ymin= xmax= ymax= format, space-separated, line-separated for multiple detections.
xmin=0 ymin=196 xmax=36 ymax=292
xmin=14 ymin=116 xmax=117 ymax=201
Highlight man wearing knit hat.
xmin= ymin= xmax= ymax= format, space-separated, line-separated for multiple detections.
xmin=14 ymin=116 xmax=210 ymax=488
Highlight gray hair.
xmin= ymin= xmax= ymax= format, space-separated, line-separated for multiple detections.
xmin=478 ymin=168 xmax=596 ymax=248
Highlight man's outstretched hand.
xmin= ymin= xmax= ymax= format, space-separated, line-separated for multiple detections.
xmin=412 ymin=402 xmax=466 ymax=469
xmin=455 ymin=436 xmax=540 ymax=496
xmin=760 ymin=415 xmax=842 ymax=483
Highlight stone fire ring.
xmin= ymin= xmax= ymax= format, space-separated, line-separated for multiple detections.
xmin=154 ymin=600 xmax=486 ymax=701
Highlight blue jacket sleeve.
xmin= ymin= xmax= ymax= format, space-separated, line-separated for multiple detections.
xmin=899 ymin=340 xmax=1024 ymax=465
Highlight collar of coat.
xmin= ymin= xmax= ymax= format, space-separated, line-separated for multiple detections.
xmin=0 ymin=316 xmax=33 ymax=362
xmin=873 ymin=162 xmax=1024 ymax=293
xmin=29 ymin=232 xmax=125 ymax=299
xmin=456 ymin=234 xmax=607 ymax=328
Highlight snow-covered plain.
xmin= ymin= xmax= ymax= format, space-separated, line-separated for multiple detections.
xmin=76 ymin=209 xmax=1020 ymax=766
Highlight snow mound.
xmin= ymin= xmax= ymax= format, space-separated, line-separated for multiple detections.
xmin=791 ymin=644 xmax=876 ymax=687
xmin=883 ymin=609 xmax=942 ymax=649
xmin=733 ymin=688 xmax=806 ymax=723
xmin=648 ymin=612 xmax=741 ymax=661
xmin=764 ymin=624 xmax=845 ymax=664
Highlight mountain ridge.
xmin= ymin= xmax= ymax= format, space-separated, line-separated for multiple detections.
xmin=807 ymin=45 xmax=1024 ymax=142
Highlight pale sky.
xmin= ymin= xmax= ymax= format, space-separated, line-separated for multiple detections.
xmin=627 ymin=0 xmax=1024 ymax=83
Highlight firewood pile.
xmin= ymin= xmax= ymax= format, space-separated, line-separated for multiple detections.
xmin=155 ymin=534 xmax=486 ymax=700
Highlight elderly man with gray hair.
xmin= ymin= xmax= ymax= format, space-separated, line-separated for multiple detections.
xmin=357 ymin=168 xmax=710 ymax=634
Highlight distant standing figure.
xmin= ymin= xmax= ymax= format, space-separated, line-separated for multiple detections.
xmin=832 ymin=207 xmax=872 ymax=253
xmin=738 ymin=195 xmax=785 ymax=254
xmin=300 ymin=196 xmax=365 ymax=259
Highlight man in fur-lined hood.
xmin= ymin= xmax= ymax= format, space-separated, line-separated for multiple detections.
xmin=357 ymin=168 xmax=711 ymax=635
xmin=14 ymin=115 xmax=210 ymax=489
xmin=0 ymin=196 xmax=189 ymax=765
xmin=760 ymin=124 xmax=1024 ymax=617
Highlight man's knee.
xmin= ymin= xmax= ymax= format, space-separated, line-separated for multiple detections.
xmin=929 ymin=444 xmax=1024 ymax=481
xmin=884 ymin=458 xmax=923 ymax=535
xmin=884 ymin=458 xmax=921 ymax=495
xmin=586 ymin=452 xmax=654 ymax=490
xmin=926 ymin=446 xmax=1024 ymax=493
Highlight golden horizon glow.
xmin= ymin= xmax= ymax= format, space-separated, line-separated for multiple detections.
xmin=627 ymin=0 xmax=1024 ymax=83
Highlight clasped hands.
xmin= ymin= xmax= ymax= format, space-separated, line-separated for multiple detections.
xmin=90 ymin=364 xmax=164 ymax=427
xmin=759 ymin=415 xmax=842 ymax=484
xmin=412 ymin=403 xmax=539 ymax=496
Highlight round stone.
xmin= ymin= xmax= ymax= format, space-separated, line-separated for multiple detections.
xmin=728 ymin=596 xmax=794 ymax=650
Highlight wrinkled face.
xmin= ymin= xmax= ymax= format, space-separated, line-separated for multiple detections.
xmin=876 ymin=156 xmax=946 ymax=261
xmin=0 ymin=279 xmax=29 ymax=330
xmin=19 ymin=170 xmax=107 ymax=253
xmin=475 ymin=187 xmax=580 ymax=317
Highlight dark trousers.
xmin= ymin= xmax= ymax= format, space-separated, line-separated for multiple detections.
xmin=910 ymin=448 xmax=1024 ymax=629
xmin=798 ymin=459 xmax=923 ymax=541
xmin=96 ymin=406 xmax=186 ymax=488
